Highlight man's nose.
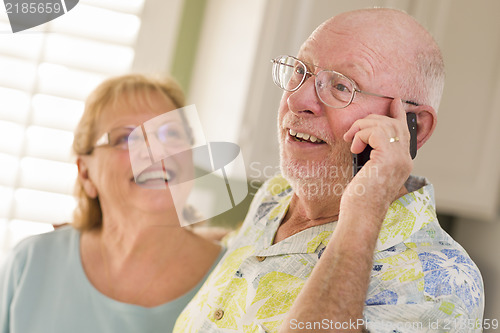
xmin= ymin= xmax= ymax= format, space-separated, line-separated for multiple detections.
xmin=286 ymin=75 xmax=323 ymax=116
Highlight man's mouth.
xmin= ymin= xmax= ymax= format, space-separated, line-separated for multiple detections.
xmin=289 ymin=129 xmax=325 ymax=144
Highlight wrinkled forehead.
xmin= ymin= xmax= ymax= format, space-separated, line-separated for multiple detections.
xmin=298 ymin=11 xmax=415 ymax=74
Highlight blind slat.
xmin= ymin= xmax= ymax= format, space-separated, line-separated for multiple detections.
xmin=32 ymin=94 xmax=84 ymax=131
xmin=14 ymin=189 xmax=76 ymax=223
xmin=45 ymin=34 xmax=135 ymax=74
xmin=19 ymin=157 xmax=77 ymax=194
xmin=50 ymin=5 xmax=141 ymax=45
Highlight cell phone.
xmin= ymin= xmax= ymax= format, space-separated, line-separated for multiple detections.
xmin=352 ymin=112 xmax=417 ymax=177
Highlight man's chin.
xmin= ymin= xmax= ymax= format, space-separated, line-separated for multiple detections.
xmin=281 ymin=159 xmax=351 ymax=201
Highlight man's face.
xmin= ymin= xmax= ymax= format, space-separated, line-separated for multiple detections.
xmin=278 ymin=20 xmax=402 ymax=199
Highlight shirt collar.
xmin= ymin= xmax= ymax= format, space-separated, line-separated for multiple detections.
xmin=256 ymin=175 xmax=435 ymax=255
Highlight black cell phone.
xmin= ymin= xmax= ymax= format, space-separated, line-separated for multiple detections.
xmin=352 ymin=112 xmax=417 ymax=177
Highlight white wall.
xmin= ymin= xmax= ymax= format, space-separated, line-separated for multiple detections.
xmin=188 ymin=0 xmax=267 ymax=180
xmin=454 ymin=217 xmax=500 ymax=330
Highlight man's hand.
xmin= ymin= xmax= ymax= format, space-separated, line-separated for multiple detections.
xmin=342 ymin=98 xmax=413 ymax=218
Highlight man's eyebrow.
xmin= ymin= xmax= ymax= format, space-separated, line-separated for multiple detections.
xmin=340 ymin=62 xmax=374 ymax=88
xmin=344 ymin=61 xmax=373 ymax=76
xmin=299 ymin=57 xmax=372 ymax=76
xmin=295 ymin=55 xmax=374 ymax=90
xmin=296 ymin=57 xmax=319 ymax=71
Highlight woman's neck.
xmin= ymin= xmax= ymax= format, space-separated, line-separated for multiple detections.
xmin=98 ymin=207 xmax=185 ymax=256
xmin=80 ymin=217 xmax=221 ymax=307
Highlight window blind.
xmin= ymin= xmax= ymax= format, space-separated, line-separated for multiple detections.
xmin=0 ymin=0 xmax=145 ymax=256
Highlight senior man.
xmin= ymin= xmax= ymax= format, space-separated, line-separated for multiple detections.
xmin=174 ymin=8 xmax=484 ymax=332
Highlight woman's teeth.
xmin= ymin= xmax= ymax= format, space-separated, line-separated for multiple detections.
xmin=136 ymin=170 xmax=171 ymax=184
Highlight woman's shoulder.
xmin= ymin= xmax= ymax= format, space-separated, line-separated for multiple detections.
xmin=1 ymin=226 xmax=79 ymax=285
xmin=9 ymin=225 xmax=78 ymax=261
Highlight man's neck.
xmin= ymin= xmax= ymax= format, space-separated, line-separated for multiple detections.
xmin=273 ymin=185 xmax=409 ymax=244
xmin=273 ymin=193 xmax=340 ymax=244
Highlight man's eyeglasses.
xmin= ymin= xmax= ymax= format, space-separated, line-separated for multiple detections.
xmin=92 ymin=122 xmax=191 ymax=152
xmin=271 ymin=55 xmax=419 ymax=108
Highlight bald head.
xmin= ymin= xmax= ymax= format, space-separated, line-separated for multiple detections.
xmin=308 ymin=8 xmax=445 ymax=110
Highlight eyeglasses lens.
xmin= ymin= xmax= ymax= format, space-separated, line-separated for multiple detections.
xmin=316 ymin=71 xmax=354 ymax=108
xmin=156 ymin=123 xmax=190 ymax=146
xmin=274 ymin=56 xmax=305 ymax=91
xmin=272 ymin=56 xmax=356 ymax=108
xmin=108 ymin=127 xmax=135 ymax=149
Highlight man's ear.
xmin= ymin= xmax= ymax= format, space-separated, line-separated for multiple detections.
xmin=77 ymin=157 xmax=98 ymax=198
xmin=413 ymin=105 xmax=437 ymax=150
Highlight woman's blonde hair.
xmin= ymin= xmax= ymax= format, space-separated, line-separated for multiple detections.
xmin=72 ymin=74 xmax=186 ymax=231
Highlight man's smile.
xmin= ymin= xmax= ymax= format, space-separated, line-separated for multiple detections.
xmin=288 ymin=128 xmax=326 ymax=144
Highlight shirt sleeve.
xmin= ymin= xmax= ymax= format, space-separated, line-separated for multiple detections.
xmin=364 ymin=299 xmax=482 ymax=333
xmin=363 ymin=259 xmax=484 ymax=333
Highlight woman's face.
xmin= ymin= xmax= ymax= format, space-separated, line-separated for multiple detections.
xmin=79 ymin=90 xmax=193 ymax=223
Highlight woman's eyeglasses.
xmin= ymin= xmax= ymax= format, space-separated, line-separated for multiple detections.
xmin=92 ymin=122 xmax=191 ymax=153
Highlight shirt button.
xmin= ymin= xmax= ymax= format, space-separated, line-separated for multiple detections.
xmin=256 ymin=256 xmax=266 ymax=262
xmin=213 ymin=309 xmax=224 ymax=320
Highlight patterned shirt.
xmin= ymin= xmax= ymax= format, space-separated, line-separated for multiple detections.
xmin=174 ymin=175 xmax=484 ymax=332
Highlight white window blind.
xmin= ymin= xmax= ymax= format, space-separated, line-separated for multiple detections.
xmin=0 ymin=0 xmax=146 ymax=258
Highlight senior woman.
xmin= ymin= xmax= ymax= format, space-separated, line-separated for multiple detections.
xmin=0 ymin=74 xmax=224 ymax=332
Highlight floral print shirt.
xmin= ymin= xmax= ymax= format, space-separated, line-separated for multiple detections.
xmin=174 ymin=175 xmax=484 ymax=332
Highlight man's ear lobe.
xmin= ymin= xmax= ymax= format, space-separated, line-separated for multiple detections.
xmin=77 ymin=157 xmax=98 ymax=199
xmin=413 ymin=105 xmax=437 ymax=150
